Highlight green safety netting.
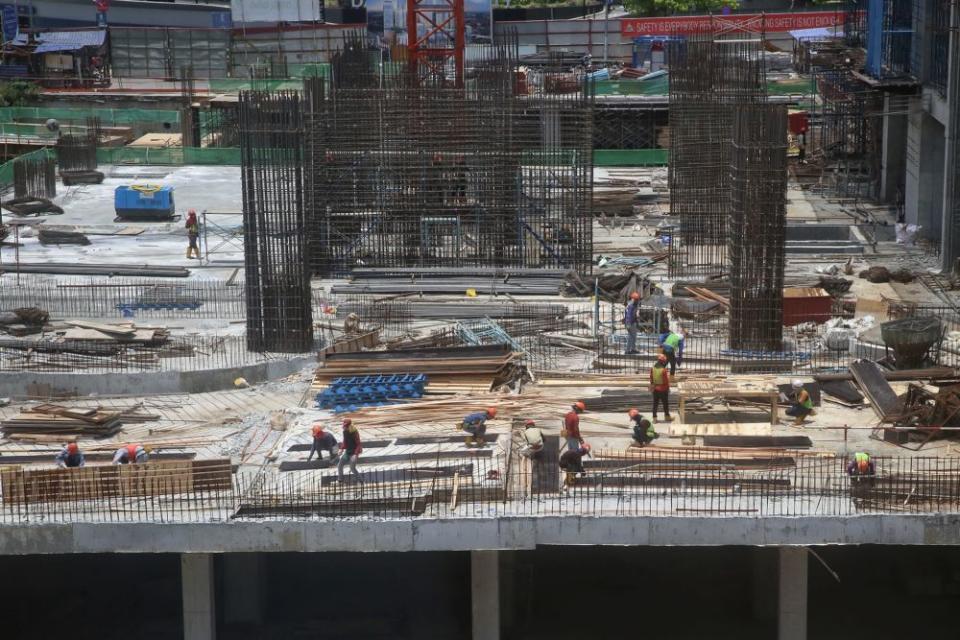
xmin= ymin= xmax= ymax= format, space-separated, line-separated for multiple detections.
xmin=0 ymin=147 xmax=56 ymax=187
xmin=0 ymin=106 xmax=181 ymax=126
xmin=97 ymin=146 xmax=241 ymax=166
xmin=593 ymin=149 xmax=667 ymax=166
xmin=594 ymin=76 xmax=815 ymax=97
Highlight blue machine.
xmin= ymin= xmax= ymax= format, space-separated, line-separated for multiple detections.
xmin=114 ymin=184 xmax=176 ymax=221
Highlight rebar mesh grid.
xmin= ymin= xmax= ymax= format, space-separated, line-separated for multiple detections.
xmin=13 ymin=153 xmax=55 ymax=199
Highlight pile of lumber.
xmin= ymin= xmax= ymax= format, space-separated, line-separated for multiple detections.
xmin=341 ymin=391 xmax=570 ymax=428
xmin=1 ymin=404 xmax=123 ymax=438
xmin=683 ymin=286 xmax=730 ymax=307
xmin=59 ymin=320 xmax=170 ymax=344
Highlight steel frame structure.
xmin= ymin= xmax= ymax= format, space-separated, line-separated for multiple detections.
xmin=407 ymin=0 xmax=465 ymax=86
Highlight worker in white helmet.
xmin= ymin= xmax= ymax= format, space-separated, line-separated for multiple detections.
xmin=785 ymin=380 xmax=814 ymax=426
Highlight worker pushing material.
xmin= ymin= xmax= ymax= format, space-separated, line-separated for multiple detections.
xmin=649 ymin=355 xmax=673 ymax=422
xmin=55 ymin=442 xmax=85 ymax=468
xmin=337 ymin=419 xmax=363 ymax=481
xmin=628 ymin=408 xmax=658 ymax=447
xmin=562 ymin=401 xmax=586 ymax=451
xmin=307 ymin=423 xmax=338 ymax=462
xmin=462 ymin=407 xmax=496 ymax=447
xmin=112 ymin=444 xmax=148 ymax=465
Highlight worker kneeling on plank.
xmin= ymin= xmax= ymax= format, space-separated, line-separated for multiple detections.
xmin=786 ymin=380 xmax=815 ymax=426
xmin=649 ymin=355 xmax=673 ymax=422
xmin=628 ymin=408 xmax=658 ymax=447
xmin=562 ymin=401 xmax=586 ymax=452
xmin=560 ymin=442 xmax=591 ymax=490
xmin=520 ymin=420 xmax=544 ymax=459
xmin=113 ymin=444 xmax=148 ymax=465
xmin=307 ymin=423 xmax=338 ymax=462
xmin=847 ymin=452 xmax=875 ymax=477
xmin=55 ymin=442 xmax=85 ymax=468
xmin=462 ymin=407 xmax=496 ymax=447
xmin=337 ymin=419 xmax=363 ymax=482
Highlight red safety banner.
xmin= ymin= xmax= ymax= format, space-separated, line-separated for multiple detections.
xmin=620 ymin=11 xmax=844 ymax=37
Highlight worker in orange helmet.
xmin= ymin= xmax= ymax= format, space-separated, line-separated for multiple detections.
xmin=628 ymin=408 xmax=658 ymax=447
xmin=624 ymin=291 xmax=641 ymax=354
xmin=55 ymin=442 xmax=85 ymax=468
xmin=563 ymin=401 xmax=586 ymax=452
xmin=185 ymin=208 xmax=200 ymax=260
xmin=307 ymin=423 xmax=338 ymax=463
xmin=846 ymin=452 xmax=875 ymax=477
xmin=112 ymin=444 xmax=149 ymax=465
xmin=462 ymin=407 xmax=496 ymax=447
xmin=650 ymin=354 xmax=672 ymax=422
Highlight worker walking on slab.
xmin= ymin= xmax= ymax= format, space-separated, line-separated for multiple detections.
xmin=307 ymin=423 xmax=338 ymax=463
xmin=624 ymin=291 xmax=641 ymax=354
xmin=55 ymin=442 xmax=85 ymax=468
xmin=520 ymin=419 xmax=544 ymax=459
xmin=560 ymin=442 xmax=591 ymax=490
xmin=112 ymin=444 xmax=148 ymax=465
xmin=650 ymin=354 xmax=672 ymax=422
xmin=659 ymin=329 xmax=685 ymax=376
xmin=462 ymin=407 xmax=496 ymax=447
xmin=337 ymin=419 xmax=363 ymax=481
xmin=562 ymin=401 xmax=586 ymax=451
xmin=847 ymin=451 xmax=875 ymax=477
xmin=185 ymin=209 xmax=200 ymax=260
xmin=628 ymin=408 xmax=658 ymax=447
xmin=786 ymin=380 xmax=815 ymax=426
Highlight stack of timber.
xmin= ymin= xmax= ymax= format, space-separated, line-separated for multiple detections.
xmin=341 ymin=392 xmax=570 ymax=428
xmin=1 ymin=404 xmax=123 ymax=438
xmin=314 ymin=344 xmax=519 ymax=389
xmin=59 ymin=321 xmax=170 ymax=344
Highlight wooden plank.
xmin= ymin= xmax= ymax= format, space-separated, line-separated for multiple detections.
xmin=849 ymin=360 xmax=903 ymax=421
xmin=700 ymin=436 xmax=812 ymax=449
xmin=278 ymin=449 xmax=493 ymax=472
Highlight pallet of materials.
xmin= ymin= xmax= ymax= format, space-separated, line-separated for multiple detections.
xmin=1 ymin=405 xmax=123 ymax=438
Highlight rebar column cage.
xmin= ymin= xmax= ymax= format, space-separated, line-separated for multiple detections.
xmin=13 ymin=154 xmax=56 ymax=199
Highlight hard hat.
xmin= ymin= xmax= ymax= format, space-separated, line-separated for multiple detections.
xmin=574 ymin=401 xmax=586 ymax=411
xmin=67 ymin=442 xmax=79 ymax=454
xmin=524 ymin=419 xmax=536 ymax=427
xmin=630 ymin=291 xmax=640 ymax=301
xmin=188 ymin=208 xmax=196 ymax=215
xmin=342 ymin=418 xmax=352 ymax=428
xmin=657 ymin=354 xmax=667 ymax=363
xmin=486 ymin=407 xmax=497 ymax=418
xmin=628 ymin=408 xmax=639 ymax=418
xmin=792 ymin=379 xmax=804 ymax=389
xmin=857 ymin=459 xmax=869 ymax=473
xmin=581 ymin=443 xmax=592 ymax=454
xmin=312 ymin=424 xmax=324 ymax=437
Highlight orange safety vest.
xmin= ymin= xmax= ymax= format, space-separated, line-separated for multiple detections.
xmin=126 ymin=444 xmax=140 ymax=463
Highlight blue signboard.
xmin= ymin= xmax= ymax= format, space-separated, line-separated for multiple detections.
xmin=211 ymin=11 xmax=232 ymax=28
xmin=1 ymin=5 xmax=18 ymax=43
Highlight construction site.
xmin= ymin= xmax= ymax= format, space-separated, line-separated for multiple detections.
xmin=0 ymin=0 xmax=957 ymax=638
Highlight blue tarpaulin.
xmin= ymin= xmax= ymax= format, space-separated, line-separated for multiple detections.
xmin=32 ymin=30 xmax=106 ymax=54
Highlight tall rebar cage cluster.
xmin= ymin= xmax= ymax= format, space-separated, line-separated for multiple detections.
xmin=13 ymin=154 xmax=56 ymax=199
xmin=729 ymin=105 xmax=788 ymax=351
xmin=667 ymin=34 xmax=767 ymax=278
xmin=303 ymin=34 xmax=594 ymax=276
xmin=238 ymin=90 xmax=314 ymax=353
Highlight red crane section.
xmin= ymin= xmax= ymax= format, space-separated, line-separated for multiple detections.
xmin=406 ymin=0 xmax=465 ymax=86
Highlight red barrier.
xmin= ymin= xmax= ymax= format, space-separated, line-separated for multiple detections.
xmin=620 ymin=10 xmax=845 ymax=36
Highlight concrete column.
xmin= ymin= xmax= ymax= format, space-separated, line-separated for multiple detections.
xmin=880 ymin=95 xmax=908 ymax=202
xmin=182 ymin=553 xmax=216 ymax=640
xmin=222 ymin=554 xmax=263 ymax=626
xmin=778 ymin=547 xmax=808 ymax=640
xmin=471 ymin=550 xmax=500 ymax=640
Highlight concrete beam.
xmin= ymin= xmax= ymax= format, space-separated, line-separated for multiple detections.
xmin=182 ymin=553 xmax=216 ymax=640
xmin=777 ymin=547 xmax=807 ymax=640
xmin=471 ymin=551 xmax=500 ymax=640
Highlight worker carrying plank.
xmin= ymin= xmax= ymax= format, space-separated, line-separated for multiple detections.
xmin=659 ymin=328 xmax=686 ymax=376
xmin=462 ymin=407 xmax=496 ymax=447
xmin=628 ymin=408 xmax=658 ymax=447
xmin=560 ymin=442 xmax=591 ymax=490
xmin=112 ymin=444 xmax=148 ymax=465
xmin=307 ymin=423 xmax=338 ymax=463
xmin=185 ymin=209 xmax=200 ymax=260
xmin=55 ymin=442 xmax=85 ymax=468
xmin=562 ymin=401 xmax=586 ymax=451
xmin=649 ymin=354 xmax=673 ymax=422
xmin=786 ymin=380 xmax=815 ymax=426
xmin=337 ymin=419 xmax=363 ymax=481
xmin=624 ymin=291 xmax=640 ymax=354
xmin=519 ymin=419 xmax=544 ymax=459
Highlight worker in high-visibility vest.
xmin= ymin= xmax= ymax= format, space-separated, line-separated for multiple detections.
xmin=628 ymin=408 xmax=658 ymax=447
xmin=847 ymin=452 xmax=875 ymax=477
xmin=659 ymin=329 xmax=685 ymax=376
xmin=649 ymin=354 xmax=672 ymax=422
xmin=786 ymin=379 xmax=815 ymax=426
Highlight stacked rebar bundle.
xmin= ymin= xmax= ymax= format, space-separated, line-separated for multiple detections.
xmin=13 ymin=154 xmax=56 ymax=199
xmin=239 ymin=90 xmax=314 ymax=353
xmin=728 ymin=105 xmax=788 ymax=351
xmin=668 ymin=35 xmax=766 ymax=278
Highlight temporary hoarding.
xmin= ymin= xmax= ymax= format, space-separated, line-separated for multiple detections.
xmin=231 ymin=0 xmax=323 ymax=24
xmin=620 ymin=11 xmax=846 ymax=37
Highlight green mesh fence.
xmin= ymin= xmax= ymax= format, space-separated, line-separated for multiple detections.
xmin=97 ymin=146 xmax=241 ymax=166
xmin=0 ymin=106 xmax=181 ymax=126
xmin=593 ymin=149 xmax=667 ymax=166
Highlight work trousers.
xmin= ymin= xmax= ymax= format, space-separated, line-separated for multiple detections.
xmin=786 ymin=404 xmax=812 ymax=418
xmin=662 ymin=346 xmax=677 ymax=376
xmin=652 ymin=389 xmax=670 ymax=418
xmin=625 ymin=323 xmax=638 ymax=353
xmin=337 ymin=452 xmax=359 ymax=480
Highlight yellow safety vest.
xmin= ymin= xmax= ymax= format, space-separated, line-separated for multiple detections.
xmin=651 ymin=366 xmax=666 ymax=386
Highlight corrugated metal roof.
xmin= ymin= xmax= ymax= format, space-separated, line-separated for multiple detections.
xmin=33 ymin=30 xmax=106 ymax=54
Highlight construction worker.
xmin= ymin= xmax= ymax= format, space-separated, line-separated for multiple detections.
xmin=628 ymin=408 xmax=658 ymax=447
xmin=847 ymin=452 xmax=875 ymax=477
xmin=55 ymin=442 xmax=85 ymax=468
xmin=650 ymin=354 xmax=672 ymax=422
xmin=624 ymin=291 xmax=641 ymax=354
xmin=462 ymin=407 xmax=496 ymax=446
xmin=337 ymin=419 xmax=363 ymax=481
xmin=185 ymin=209 xmax=200 ymax=260
xmin=112 ymin=444 xmax=148 ymax=465
xmin=520 ymin=419 xmax=544 ymax=459
xmin=307 ymin=423 xmax=338 ymax=463
xmin=560 ymin=442 xmax=591 ymax=489
xmin=786 ymin=379 xmax=814 ymax=426
xmin=563 ymin=401 xmax=586 ymax=451
xmin=659 ymin=328 xmax=685 ymax=376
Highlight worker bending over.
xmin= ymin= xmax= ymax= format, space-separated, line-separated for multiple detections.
xmin=337 ymin=419 xmax=363 ymax=481
xmin=659 ymin=329 xmax=685 ymax=376
xmin=307 ymin=423 xmax=338 ymax=462
xmin=563 ymin=401 xmax=586 ymax=451
xmin=786 ymin=380 xmax=815 ymax=426
xmin=185 ymin=209 xmax=200 ymax=260
xmin=560 ymin=443 xmax=591 ymax=490
xmin=624 ymin=291 xmax=641 ymax=354
xmin=520 ymin=419 xmax=544 ymax=459
xmin=55 ymin=442 xmax=85 ymax=468
xmin=628 ymin=408 xmax=658 ymax=447
xmin=847 ymin=452 xmax=875 ymax=477
xmin=649 ymin=354 xmax=673 ymax=422
xmin=113 ymin=444 xmax=148 ymax=465
xmin=462 ymin=407 xmax=496 ymax=446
